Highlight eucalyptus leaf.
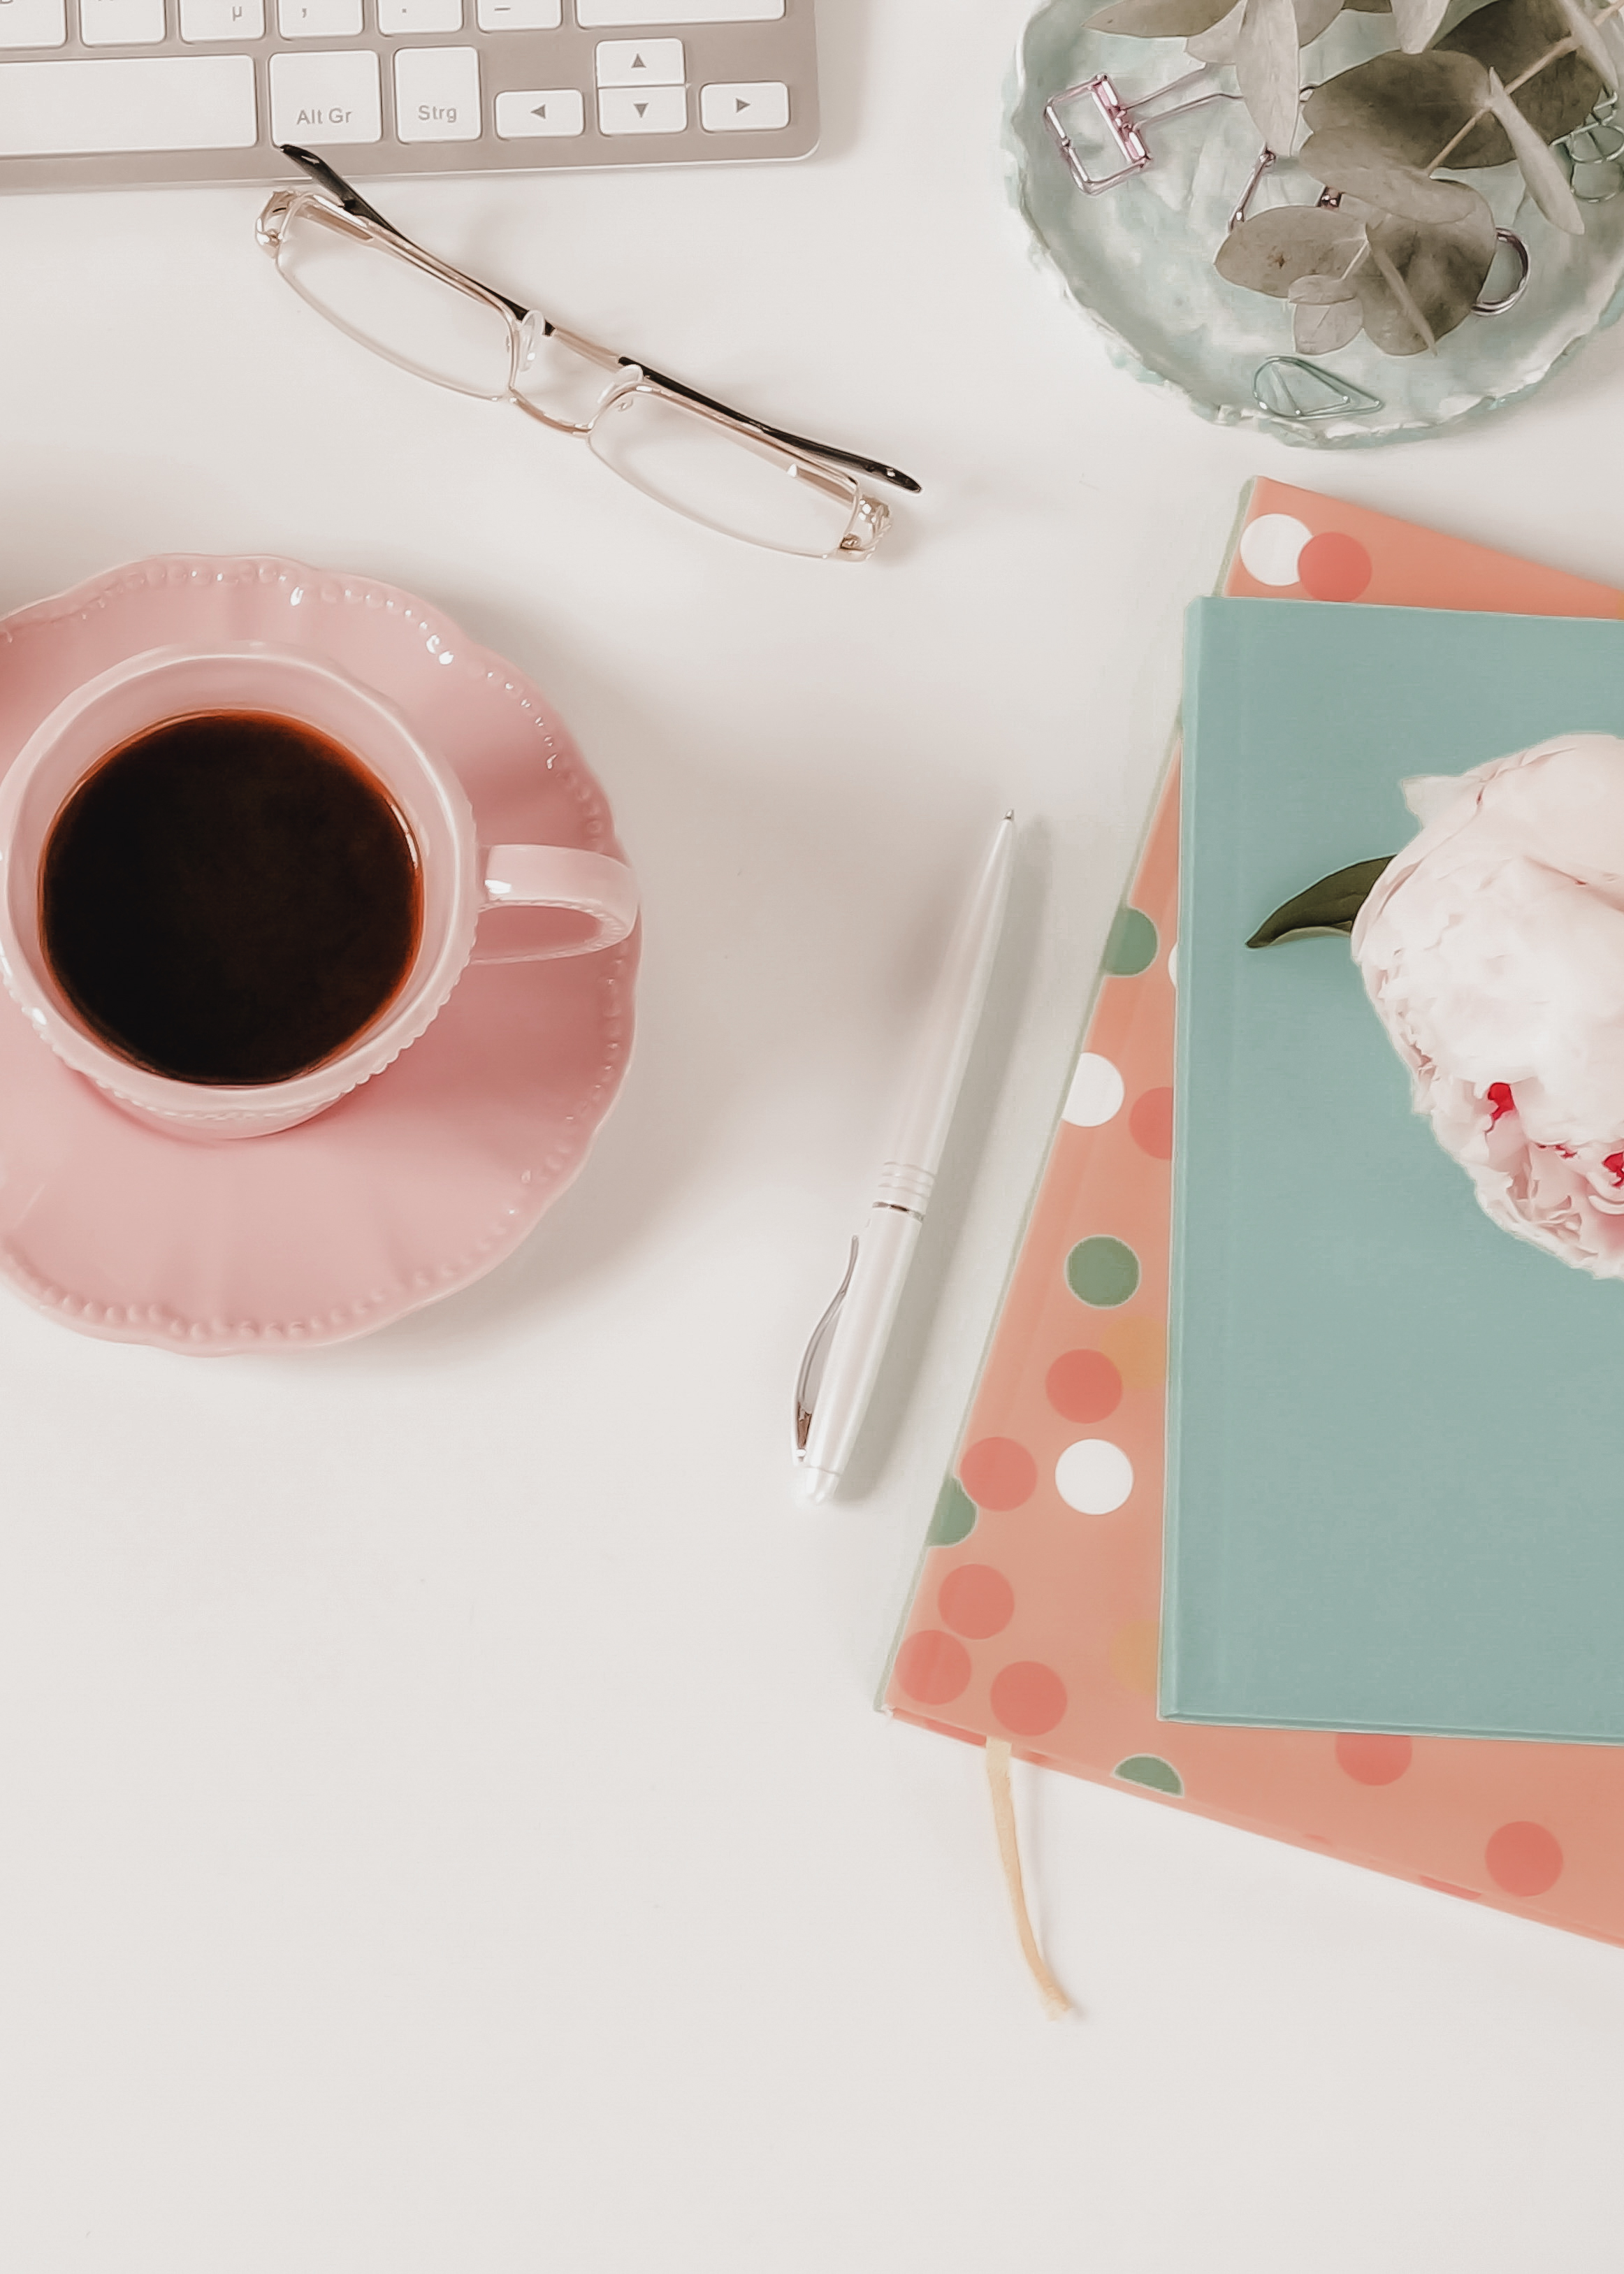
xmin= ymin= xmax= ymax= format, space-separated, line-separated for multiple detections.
xmin=1186 ymin=0 xmax=1245 ymax=61
xmin=1214 ymin=201 xmax=1368 ymax=294
xmin=1368 ymin=235 xmax=1438 ymax=345
xmin=1437 ymin=0 xmax=1605 ymax=149
xmin=1247 ymin=858 xmax=1393 ymax=946
xmin=1296 ymin=0 xmax=1347 ymax=40
xmin=1487 ymin=63 xmax=1588 ymax=224
xmin=1553 ymin=0 xmax=1621 ymax=89
xmin=1087 ymin=0 xmax=1235 ymax=34
xmin=1342 ymin=0 xmax=1393 ymax=11
xmin=1391 ymin=0 xmax=1451 ymax=50
xmin=1237 ymin=0 xmax=1305 ymax=151
xmin=1304 ymin=50 xmax=1500 ymax=167
xmin=1296 ymin=123 xmax=1482 ymax=216
xmin=1289 ymin=274 xmax=1366 ymax=347
xmin=1351 ymin=191 xmax=1498 ymax=348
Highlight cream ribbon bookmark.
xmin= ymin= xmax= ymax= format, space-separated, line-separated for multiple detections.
xmin=985 ymin=1740 xmax=1073 ymax=2020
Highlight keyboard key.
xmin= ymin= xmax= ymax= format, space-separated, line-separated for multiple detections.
xmin=268 ymin=46 xmax=379 ymax=138
xmin=494 ymin=84 xmax=580 ymax=133
xmin=81 ymin=0 xmax=164 ymax=43
xmin=0 ymin=0 xmax=66 ymax=49
xmin=594 ymin=36 xmax=681 ymax=85
xmin=578 ymin=0 xmax=780 ymax=20
xmin=394 ymin=41 xmax=478 ymax=138
xmin=477 ymin=0 xmax=558 ymax=22
xmin=597 ymin=82 xmax=683 ymax=131
xmin=379 ymin=0 xmax=459 ymax=28
xmin=699 ymin=77 xmax=786 ymax=129
xmin=0 ymin=52 xmax=253 ymax=147
xmin=180 ymin=0 xmax=263 ymax=36
xmin=277 ymin=0 xmax=360 ymax=32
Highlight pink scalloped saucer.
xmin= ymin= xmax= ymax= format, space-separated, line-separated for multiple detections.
xmin=0 ymin=556 xmax=638 ymax=1353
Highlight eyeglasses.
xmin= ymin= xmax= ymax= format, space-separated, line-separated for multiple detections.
xmin=256 ymin=147 xmax=920 ymax=561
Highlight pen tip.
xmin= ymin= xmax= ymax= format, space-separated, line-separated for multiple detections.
xmin=1003 ymin=809 xmax=1015 ymax=823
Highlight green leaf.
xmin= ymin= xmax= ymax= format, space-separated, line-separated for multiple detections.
xmin=1391 ymin=0 xmax=1451 ymax=49
xmin=1215 ymin=201 xmax=1368 ymax=294
xmin=1553 ymin=0 xmax=1619 ymax=92
xmin=1247 ymin=857 xmax=1394 ymax=946
xmin=1305 ymin=50 xmax=1500 ymax=166
xmin=1352 ymin=191 xmax=1498 ymax=350
xmin=1486 ymin=64 xmax=1586 ymax=228
xmin=1296 ymin=122 xmax=1483 ymax=216
xmin=1186 ymin=0 xmax=1246 ymax=59
xmin=1437 ymin=0 xmax=1605 ymax=151
xmin=1238 ymin=0 xmax=1305 ymax=151
xmin=1289 ymin=272 xmax=1365 ymax=349
xmin=1087 ymin=0 xmax=1236 ymax=35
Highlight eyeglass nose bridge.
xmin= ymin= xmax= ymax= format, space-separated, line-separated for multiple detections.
xmin=511 ymin=318 xmax=644 ymax=436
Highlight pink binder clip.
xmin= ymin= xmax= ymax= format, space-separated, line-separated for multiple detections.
xmin=1043 ymin=66 xmax=1240 ymax=196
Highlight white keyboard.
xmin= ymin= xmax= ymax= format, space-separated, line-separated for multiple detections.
xmin=0 ymin=0 xmax=816 ymax=187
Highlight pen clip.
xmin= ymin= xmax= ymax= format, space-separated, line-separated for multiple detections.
xmin=793 ymin=1235 xmax=859 ymax=1455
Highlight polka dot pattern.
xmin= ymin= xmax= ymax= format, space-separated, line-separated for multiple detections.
xmin=1335 ymin=1733 xmax=1412 ymax=1786
xmin=1486 ymin=1821 xmax=1563 ymax=1896
xmin=881 ymin=488 xmax=1624 ymax=1954
xmin=894 ymin=1630 xmax=971 ymax=1707
xmin=938 ymin=1563 xmax=1015 ymax=1639
xmin=1238 ymin=512 xmax=1312 ymax=587
xmin=1113 ymin=1753 xmax=1184 ymax=1796
xmin=1103 ymin=907 xmax=1158 ymax=976
xmin=958 ymin=1435 xmax=1036 ymax=1512
xmin=1129 ymin=1085 xmax=1174 ymax=1159
xmin=990 ymin=1661 xmax=1068 ymax=1737
xmin=1066 ymin=1236 xmax=1140 ymax=1308
xmin=1055 ymin=1437 xmax=1134 ymax=1514
xmin=925 ymin=1476 xmax=978 ymax=1548
xmin=1298 ymin=531 xmax=1372 ymax=601
xmin=1046 ymin=1347 xmax=1123 ymax=1422
xmin=1063 ymin=1052 xmax=1125 ymax=1128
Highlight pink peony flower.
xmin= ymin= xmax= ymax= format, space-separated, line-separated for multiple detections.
xmin=1351 ymin=733 xmax=1624 ymax=1279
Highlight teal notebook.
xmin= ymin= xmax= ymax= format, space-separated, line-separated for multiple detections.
xmin=1164 ymin=599 xmax=1624 ymax=1746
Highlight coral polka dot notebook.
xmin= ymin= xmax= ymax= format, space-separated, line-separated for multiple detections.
xmin=881 ymin=479 xmax=1624 ymax=1944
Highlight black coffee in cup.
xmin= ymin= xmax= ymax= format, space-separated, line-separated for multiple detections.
xmin=41 ymin=712 xmax=423 ymax=1087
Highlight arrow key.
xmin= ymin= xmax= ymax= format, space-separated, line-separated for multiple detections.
xmin=699 ymin=79 xmax=788 ymax=131
xmin=495 ymin=85 xmax=583 ymax=135
xmin=597 ymin=82 xmax=684 ymax=133
xmin=594 ymin=37 xmax=683 ymax=85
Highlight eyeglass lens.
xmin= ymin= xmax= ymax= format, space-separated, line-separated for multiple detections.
xmin=588 ymin=389 xmax=864 ymax=558
xmin=277 ymin=203 xmax=516 ymax=400
xmin=274 ymin=197 xmax=877 ymax=557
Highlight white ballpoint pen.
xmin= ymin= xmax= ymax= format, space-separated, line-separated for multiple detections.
xmin=793 ymin=812 xmax=1015 ymax=1506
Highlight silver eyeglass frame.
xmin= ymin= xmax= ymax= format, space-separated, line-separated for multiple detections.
xmin=256 ymin=149 xmax=919 ymax=560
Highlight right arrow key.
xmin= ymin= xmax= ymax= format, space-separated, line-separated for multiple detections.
xmin=699 ymin=79 xmax=788 ymax=131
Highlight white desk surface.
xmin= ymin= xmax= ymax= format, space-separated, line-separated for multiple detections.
xmin=3 ymin=4 xmax=1623 ymax=2265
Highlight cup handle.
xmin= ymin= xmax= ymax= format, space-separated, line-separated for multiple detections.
xmin=472 ymin=845 xmax=639 ymax=963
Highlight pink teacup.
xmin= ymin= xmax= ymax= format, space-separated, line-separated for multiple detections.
xmin=0 ymin=644 xmax=639 ymax=1140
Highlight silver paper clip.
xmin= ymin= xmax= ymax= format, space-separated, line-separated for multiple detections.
xmin=1043 ymin=66 xmax=1241 ymax=194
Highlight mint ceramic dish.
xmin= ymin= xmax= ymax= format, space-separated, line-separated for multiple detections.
xmin=1007 ymin=0 xmax=1624 ymax=444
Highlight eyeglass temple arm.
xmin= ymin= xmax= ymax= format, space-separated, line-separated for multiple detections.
xmin=280 ymin=140 xmax=533 ymax=317
xmin=277 ymin=145 xmax=922 ymax=498
xmin=612 ymin=361 xmax=922 ymax=493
